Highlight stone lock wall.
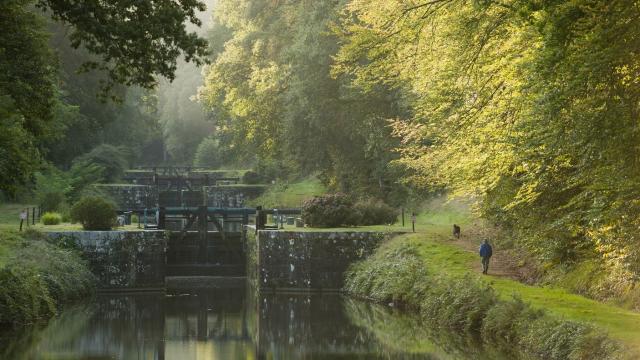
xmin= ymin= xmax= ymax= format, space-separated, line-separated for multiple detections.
xmin=205 ymin=185 xmax=267 ymax=208
xmin=94 ymin=184 xmax=157 ymax=210
xmin=47 ymin=230 xmax=167 ymax=289
xmin=249 ymin=229 xmax=399 ymax=291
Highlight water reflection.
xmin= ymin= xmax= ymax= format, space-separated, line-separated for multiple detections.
xmin=2 ymin=286 xmax=506 ymax=359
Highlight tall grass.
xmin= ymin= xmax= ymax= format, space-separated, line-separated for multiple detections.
xmin=0 ymin=230 xmax=95 ymax=325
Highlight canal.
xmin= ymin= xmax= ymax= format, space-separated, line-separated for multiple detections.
xmin=2 ymin=286 xmax=510 ymax=359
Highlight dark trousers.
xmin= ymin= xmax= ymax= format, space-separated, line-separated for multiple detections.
xmin=481 ymin=256 xmax=491 ymax=274
xmin=19 ymin=219 xmax=24 ymax=231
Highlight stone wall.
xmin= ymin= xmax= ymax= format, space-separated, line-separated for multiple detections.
xmin=47 ymin=231 xmax=167 ymax=289
xmin=248 ymin=228 xmax=399 ymax=291
xmin=204 ymin=185 xmax=267 ymax=208
xmin=95 ymin=184 xmax=157 ymax=210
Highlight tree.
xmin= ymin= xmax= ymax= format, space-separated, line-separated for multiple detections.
xmin=193 ymin=137 xmax=220 ymax=168
xmin=72 ymin=144 xmax=129 ymax=183
xmin=157 ymin=60 xmax=214 ymax=164
xmin=199 ymin=0 xmax=406 ymax=199
xmin=335 ymin=0 xmax=640 ymax=279
xmin=37 ymin=0 xmax=209 ymax=94
xmin=0 ymin=97 xmax=41 ymax=196
xmin=0 ymin=0 xmax=210 ymax=194
xmin=0 ymin=0 xmax=57 ymax=196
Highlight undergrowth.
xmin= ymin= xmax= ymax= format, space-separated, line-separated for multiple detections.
xmin=0 ymin=229 xmax=95 ymax=326
xmin=344 ymin=239 xmax=623 ymax=360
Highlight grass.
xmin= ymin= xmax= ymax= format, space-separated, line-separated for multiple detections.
xmin=246 ymin=177 xmax=326 ymax=208
xmin=404 ymin=234 xmax=640 ymax=351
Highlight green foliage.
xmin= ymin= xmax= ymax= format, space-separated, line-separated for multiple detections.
xmin=301 ymin=194 xmax=397 ymax=227
xmin=334 ymin=0 xmax=640 ymax=285
xmin=0 ymin=1 xmax=56 ymax=196
xmin=70 ymin=196 xmax=115 ymax=230
xmin=43 ymin=27 xmax=163 ymax=167
xmin=0 ymin=230 xmax=94 ymax=325
xmin=199 ymin=0 xmax=405 ymax=199
xmin=66 ymin=161 xmax=107 ymax=202
xmin=71 ymin=144 xmax=128 ymax=183
xmin=41 ymin=212 xmax=61 ymax=225
xmin=193 ymin=137 xmax=220 ymax=168
xmin=344 ymin=241 xmax=428 ymax=305
xmin=302 ymin=193 xmax=357 ymax=228
xmin=420 ymin=276 xmax=497 ymax=333
xmin=0 ymin=265 xmax=55 ymax=325
xmin=33 ymin=167 xmax=70 ymax=212
xmin=353 ymin=199 xmax=397 ymax=226
xmin=520 ymin=317 xmax=620 ymax=360
xmin=481 ymin=297 xmax=544 ymax=345
xmin=36 ymin=0 xmax=209 ymax=94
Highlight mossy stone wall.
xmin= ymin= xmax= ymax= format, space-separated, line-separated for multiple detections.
xmin=47 ymin=231 xmax=167 ymax=289
xmin=249 ymin=228 xmax=399 ymax=291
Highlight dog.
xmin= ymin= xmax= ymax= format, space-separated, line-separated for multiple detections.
xmin=453 ymin=224 xmax=461 ymax=239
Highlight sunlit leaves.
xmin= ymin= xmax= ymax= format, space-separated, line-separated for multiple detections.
xmin=336 ymin=0 xmax=640 ymax=274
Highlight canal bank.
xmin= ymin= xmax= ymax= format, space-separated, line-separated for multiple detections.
xmin=0 ymin=229 xmax=95 ymax=326
xmin=344 ymin=232 xmax=637 ymax=359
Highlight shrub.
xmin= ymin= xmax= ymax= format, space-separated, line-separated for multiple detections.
xmin=481 ymin=297 xmax=544 ymax=345
xmin=302 ymin=193 xmax=358 ymax=227
xmin=421 ymin=276 xmax=497 ymax=333
xmin=131 ymin=214 xmax=139 ymax=223
xmin=70 ymin=197 xmax=116 ymax=230
xmin=41 ymin=212 xmax=62 ymax=225
xmin=353 ymin=199 xmax=397 ymax=225
xmin=0 ymin=266 xmax=55 ymax=324
xmin=242 ymin=170 xmax=263 ymax=184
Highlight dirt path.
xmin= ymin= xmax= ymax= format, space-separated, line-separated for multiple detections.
xmin=446 ymin=219 xmax=524 ymax=281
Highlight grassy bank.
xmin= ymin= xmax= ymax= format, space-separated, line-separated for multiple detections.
xmin=0 ymin=229 xmax=95 ymax=326
xmin=341 ymin=197 xmax=640 ymax=357
xmin=344 ymin=238 xmax=625 ymax=359
xmin=246 ymin=177 xmax=326 ymax=208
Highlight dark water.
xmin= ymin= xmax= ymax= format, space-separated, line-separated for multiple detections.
xmin=2 ymin=286 xmax=509 ymax=359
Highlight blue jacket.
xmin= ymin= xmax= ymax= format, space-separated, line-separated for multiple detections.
xmin=479 ymin=243 xmax=492 ymax=258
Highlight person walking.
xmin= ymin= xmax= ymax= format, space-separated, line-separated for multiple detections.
xmin=479 ymin=239 xmax=493 ymax=275
xmin=19 ymin=209 xmax=28 ymax=231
